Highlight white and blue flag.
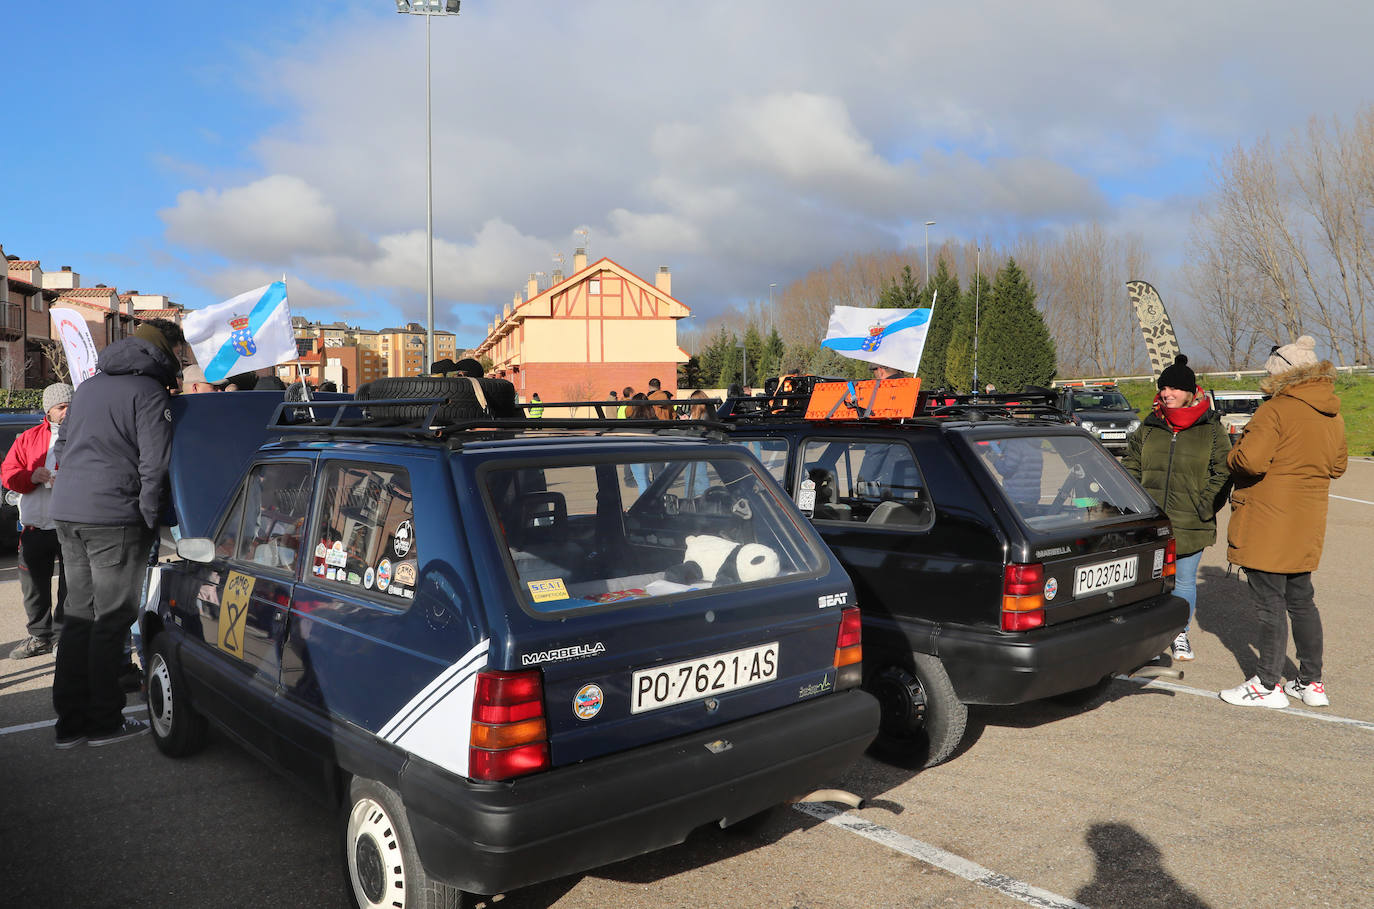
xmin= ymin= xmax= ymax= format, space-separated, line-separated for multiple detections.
xmin=821 ymin=304 xmax=933 ymax=374
xmin=182 ymin=281 xmax=297 ymax=383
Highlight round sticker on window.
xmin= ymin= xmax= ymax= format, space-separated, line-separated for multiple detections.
xmin=376 ymin=559 xmax=392 ymax=591
xmin=1044 ymin=577 xmax=1058 ymax=601
xmin=573 ymin=684 xmax=604 ymax=720
xmin=363 ymin=566 xmax=375 ymax=589
xmin=392 ymin=520 xmax=413 ymax=558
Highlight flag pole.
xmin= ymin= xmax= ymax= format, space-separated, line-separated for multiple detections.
xmin=285 ymin=274 xmax=313 ymax=403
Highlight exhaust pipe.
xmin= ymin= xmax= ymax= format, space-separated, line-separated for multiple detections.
xmin=790 ymin=789 xmax=864 ymax=809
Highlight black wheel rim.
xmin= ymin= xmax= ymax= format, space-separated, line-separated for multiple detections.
xmin=355 ymin=834 xmax=385 ymax=904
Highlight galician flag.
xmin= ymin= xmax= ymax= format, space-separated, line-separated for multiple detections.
xmin=182 ymin=281 xmax=297 ymax=383
xmin=821 ymin=304 xmax=933 ymax=374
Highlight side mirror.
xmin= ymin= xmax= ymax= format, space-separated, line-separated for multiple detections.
xmin=176 ymin=537 xmax=216 ymax=563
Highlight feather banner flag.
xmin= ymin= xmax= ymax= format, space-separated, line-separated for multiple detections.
xmin=821 ymin=303 xmax=933 ymax=374
xmin=182 ymin=281 xmax=297 ymax=383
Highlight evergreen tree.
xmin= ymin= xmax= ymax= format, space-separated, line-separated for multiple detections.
xmin=979 ymin=259 xmax=1056 ymax=391
xmin=760 ymin=327 xmax=786 ymax=379
xmin=918 ymin=260 xmax=961 ymax=390
xmin=742 ymin=323 xmax=766 ymax=388
xmin=698 ymin=326 xmax=739 ymax=387
xmin=678 ymin=355 xmax=703 ymax=389
xmin=877 ymin=264 xmax=922 ymax=309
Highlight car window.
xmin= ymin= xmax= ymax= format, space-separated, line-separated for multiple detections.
xmin=214 ymin=486 xmax=249 ymax=560
xmin=796 ymin=439 xmax=934 ymax=529
xmin=234 ymin=462 xmax=313 ymax=572
xmin=311 ymin=463 xmax=418 ymax=602
xmin=737 ymin=438 xmax=789 ymax=485
xmin=970 ymin=434 xmax=1156 ymax=530
xmin=484 ymin=455 xmax=821 ymax=613
xmin=1073 ymin=391 xmax=1131 ymax=411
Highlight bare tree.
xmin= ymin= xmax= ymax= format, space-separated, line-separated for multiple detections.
xmin=1182 ymin=223 xmax=1270 ymax=371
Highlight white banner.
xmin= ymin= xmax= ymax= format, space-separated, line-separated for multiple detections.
xmin=49 ymin=308 xmax=100 ymax=387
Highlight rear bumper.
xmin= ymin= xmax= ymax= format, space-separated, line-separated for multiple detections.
xmin=934 ymin=592 xmax=1188 ymax=704
xmin=399 ymin=689 xmax=879 ymax=895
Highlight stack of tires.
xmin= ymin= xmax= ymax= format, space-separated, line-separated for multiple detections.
xmin=355 ymin=377 xmax=519 ymax=423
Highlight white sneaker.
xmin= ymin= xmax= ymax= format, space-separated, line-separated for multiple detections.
xmin=1219 ymin=676 xmax=1289 ymax=709
xmin=1282 ymin=678 xmax=1329 ymax=707
xmin=1172 ymin=631 xmax=1194 ymax=662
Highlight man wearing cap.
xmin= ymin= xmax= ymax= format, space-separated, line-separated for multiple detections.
xmin=1 ymin=383 xmax=73 ymax=659
xmin=1220 ymin=335 xmax=1347 ymax=709
xmin=180 ymin=364 xmax=216 ymax=395
xmin=48 ymin=317 xmax=184 ymax=747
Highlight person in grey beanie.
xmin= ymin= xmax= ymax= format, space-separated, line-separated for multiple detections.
xmin=49 ymin=318 xmax=183 ymax=746
xmin=1 ymin=383 xmax=74 ymax=659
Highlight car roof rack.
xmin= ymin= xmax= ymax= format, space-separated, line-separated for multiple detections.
xmin=717 ymin=377 xmax=1069 ymax=425
xmin=265 ymin=397 xmax=731 ymax=443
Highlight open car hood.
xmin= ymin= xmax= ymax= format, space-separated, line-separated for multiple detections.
xmin=167 ymin=391 xmax=350 ymax=538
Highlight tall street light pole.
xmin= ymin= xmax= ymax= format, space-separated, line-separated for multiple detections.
xmin=396 ymin=0 xmax=461 ymax=370
xmin=924 ymin=220 xmax=936 ymax=286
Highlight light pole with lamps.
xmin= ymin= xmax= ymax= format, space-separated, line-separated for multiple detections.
xmin=923 ymin=220 xmax=936 ymax=286
xmin=395 ymin=0 xmax=461 ymax=370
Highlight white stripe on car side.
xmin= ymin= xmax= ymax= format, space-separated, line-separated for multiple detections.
xmin=378 ymin=639 xmax=489 ymax=776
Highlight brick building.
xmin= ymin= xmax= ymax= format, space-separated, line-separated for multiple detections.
xmin=474 ymin=252 xmax=690 ymax=401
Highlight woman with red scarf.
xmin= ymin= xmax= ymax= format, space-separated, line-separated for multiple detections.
xmin=1122 ymin=355 xmax=1231 ymax=661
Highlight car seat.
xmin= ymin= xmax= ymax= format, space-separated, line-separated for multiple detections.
xmin=806 ymin=465 xmax=851 ymax=522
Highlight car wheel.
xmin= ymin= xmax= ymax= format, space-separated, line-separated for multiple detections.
xmin=145 ymin=634 xmax=209 ymax=757
xmin=1049 ymin=675 xmax=1115 ymax=708
xmin=344 ymin=777 xmax=473 ymax=909
xmin=869 ymin=654 xmax=968 ymax=769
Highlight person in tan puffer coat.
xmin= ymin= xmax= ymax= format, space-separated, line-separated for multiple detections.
xmin=1219 ymin=335 xmax=1347 ymax=710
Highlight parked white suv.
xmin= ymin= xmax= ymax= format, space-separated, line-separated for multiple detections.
xmin=1210 ymin=390 xmax=1265 ymax=445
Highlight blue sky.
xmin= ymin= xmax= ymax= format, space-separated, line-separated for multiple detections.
xmin=5 ymin=1 xmax=1373 ymax=348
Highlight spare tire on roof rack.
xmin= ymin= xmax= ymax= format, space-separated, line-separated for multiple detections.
xmin=355 ymin=376 xmax=519 ymax=422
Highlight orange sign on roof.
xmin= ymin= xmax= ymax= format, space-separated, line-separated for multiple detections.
xmin=805 ymin=377 xmax=922 ymax=420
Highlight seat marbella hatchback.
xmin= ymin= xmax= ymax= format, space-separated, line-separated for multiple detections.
xmin=722 ymin=382 xmax=1187 ymax=769
xmin=143 ymin=387 xmax=878 ymax=908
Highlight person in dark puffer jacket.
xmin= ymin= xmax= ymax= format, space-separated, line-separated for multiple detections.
xmin=48 ymin=318 xmax=183 ymax=748
xmin=1121 ymin=354 xmax=1230 ymax=663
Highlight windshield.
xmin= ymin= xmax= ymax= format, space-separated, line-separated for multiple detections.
xmin=1072 ymin=391 xmax=1133 ymax=411
xmin=970 ymin=434 xmax=1156 ymax=531
xmin=1214 ymin=396 xmax=1263 ymax=416
xmin=485 ymin=454 xmax=821 ymax=613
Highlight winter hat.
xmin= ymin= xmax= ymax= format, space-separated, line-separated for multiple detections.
xmin=42 ymin=383 xmax=73 ymax=412
xmin=133 ymin=322 xmax=177 ymax=362
xmin=1265 ymin=335 xmax=1319 ymax=376
xmin=1157 ymin=354 xmax=1196 ymax=391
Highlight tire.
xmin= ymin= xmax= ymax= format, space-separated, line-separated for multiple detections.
xmin=145 ymin=634 xmax=209 ymax=758
xmin=356 ymin=377 xmax=518 ymax=422
xmin=869 ymin=654 xmax=968 ymax=769
xmin=1048 ymin=675 xmax=1115 ymax=708
xmin=344 ymin=777 xmax=472 ymax=909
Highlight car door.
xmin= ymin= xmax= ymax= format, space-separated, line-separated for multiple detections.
xmin=177 ymin=459 xmax=315 ymax=756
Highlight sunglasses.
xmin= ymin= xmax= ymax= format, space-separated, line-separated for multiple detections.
xmin=1269 ymin=345 xmax=1293 ymax=367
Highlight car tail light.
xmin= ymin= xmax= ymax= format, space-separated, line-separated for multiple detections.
xmin=469 ymin=669 xmax=550 ymax=781
xmin=834 ymin=606 xmax=862 ymax=689
xmin=1002 ymin=563 xmax=1045 ymax=632
xmin=1163 ymin=538 xmax=1177 ymax=578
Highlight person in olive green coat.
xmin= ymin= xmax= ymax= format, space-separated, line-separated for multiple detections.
xmin=1121 ymin=355 xmax=1230 ymax=662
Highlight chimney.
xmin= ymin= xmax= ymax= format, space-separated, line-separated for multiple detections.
xmin=43 ymin=267 xmax=79 ymax=290
xmin=573 ymin=247 xmax=587 ymax=272
xmin=527 ymin=273 xmax=538 ymax=300
xmin=551 ymin=268 xmax=564 ymax=285
xmin=655 ymin=266 xmax=671 ymax=296
xmin=512 ymin=291 xmax=521 ymax=308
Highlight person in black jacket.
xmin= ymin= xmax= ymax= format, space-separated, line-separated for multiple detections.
xmin=48 ymin=318 xmax=183 ymax=748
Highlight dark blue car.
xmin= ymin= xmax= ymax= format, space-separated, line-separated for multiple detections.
xmin=141 ymin=387 xmax=878 ymax=907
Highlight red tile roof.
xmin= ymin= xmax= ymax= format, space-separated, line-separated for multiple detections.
xmin=6 ymin=261 xmax=39 ymax=270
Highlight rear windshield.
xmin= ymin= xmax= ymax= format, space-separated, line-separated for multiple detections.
xmin=485 ymin=454 xmax=822 ymax=613
xmin=970 ymin=434 xmax=1156 ymax=531
xmin=1073 ymin=391 xmax=1132 ymax=411
xmin=1213 ymin=396 xmax=1263 ymax=416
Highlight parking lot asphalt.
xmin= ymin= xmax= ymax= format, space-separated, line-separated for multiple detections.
xmin=2 ymin=461 xmax=1373 ymax=908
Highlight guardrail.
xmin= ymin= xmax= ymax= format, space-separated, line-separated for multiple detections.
xmin=1053 ymin=365 xmax=1371 ymax=387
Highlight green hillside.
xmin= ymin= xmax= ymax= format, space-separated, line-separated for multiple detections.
xmin=1114 ymin=373 xmax=1373 ymax=456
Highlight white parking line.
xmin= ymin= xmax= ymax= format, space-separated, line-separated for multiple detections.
xmin=1116 ymin=675 xmax=1374 ymax=731
xmin=0 ymin=704 xmax=147 ymax=739
xmin=1330 ymin=494 xmax=1374 ymax=506
xmin=793 ymin=802 xmax=1089 ymax=909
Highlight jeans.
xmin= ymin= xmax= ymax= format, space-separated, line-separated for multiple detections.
xmin=630 ymin=463 xmax=651 ymax=495
xmin=1246 ymin=568 xmax=1323 ymax=688
xmin=18 ymin=527 xmax=67 ymax=642
xmin=53 ymin=522 xmax=155 ymax=737
xmin=1174 ymin=550 xmax=1203 ymax=630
